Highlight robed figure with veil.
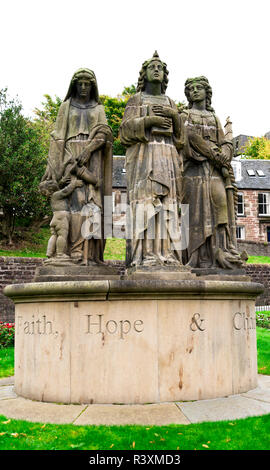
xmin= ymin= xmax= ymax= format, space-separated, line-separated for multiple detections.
xmin=41 ymin=68 xmax=113 ymax=265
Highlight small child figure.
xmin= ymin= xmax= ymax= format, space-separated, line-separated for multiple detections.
xmin=39 ymin=178 xmax=84 ymax=262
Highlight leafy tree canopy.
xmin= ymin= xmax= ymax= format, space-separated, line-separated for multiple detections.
xmin=244 ymin=136 xmax=270 ymax=160
xmin=0 ymin=89 xmax=49 ymax=243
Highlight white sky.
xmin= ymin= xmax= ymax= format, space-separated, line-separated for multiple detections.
xmin=1 ymin=0 xmax=269 ymax=137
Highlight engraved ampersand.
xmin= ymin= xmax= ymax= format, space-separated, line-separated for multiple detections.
xmin=190 ymin=313 xmax=205 ymax=331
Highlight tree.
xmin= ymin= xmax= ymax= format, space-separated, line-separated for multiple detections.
xmin=33 ymin=94 xmax=62 ymax=155
xmin=34 ymin=88 xmax=137 ymax=156
xmin=100 ymin=85 xmax=136 ymax=155
xmin=243 ymin=136 xmax=270 ymax=159
xmin=0 ymin=89 xmax=49 ymax=243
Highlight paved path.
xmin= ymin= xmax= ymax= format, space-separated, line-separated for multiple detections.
xmin=0 ymin=375 xmax=270 ymax=426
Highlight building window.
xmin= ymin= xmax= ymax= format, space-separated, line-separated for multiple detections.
xmin=237 ymin=193 xmax=244 ymax=216
xmin=267 ymin=227 xmax=270 ymax=243
xmin=258 ymin=193 xmax=270 ymax=216
xmin=236 ymin=226 xmax=245 ymax=240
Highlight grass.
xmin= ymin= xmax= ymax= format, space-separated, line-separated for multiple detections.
xmin=256 ymin=311 xmax=270 ymax=329
xmin=0 ymin=227 xmax=49 ymax=258
xmin=0 ymin=347 xmax=14 ymax=378
xmin=0 ymin=227 xmax=126 ymax=260
xmin=104 ymin=238 xmax=126 ymax=260
xmin=247 ymin=255 xmax=270 ymax=264
xmin=257 ymin=327 xmax=270 ymax=375
xmin=0 ymin=414 xmax=269 ymax=450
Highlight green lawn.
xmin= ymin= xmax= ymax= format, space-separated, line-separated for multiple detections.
xmin=247 ymin=255 xmax=270 ymax=264
xmin=0 ymin=414 xmax=269 ymax=450
xmin=0 ymin=347 xmax=14 ymax=378
xmin=257 ymin=327 xmax=270 ymax=375
xmin=0 ymin=229 xmax=126 ymax=260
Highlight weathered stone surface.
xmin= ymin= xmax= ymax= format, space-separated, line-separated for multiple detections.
xmin=181 ymin=76 xmax=243 ymax=271
xmin=0 ymin=385 xmax=17 ymax=400
xmin=241 ymin=388 xmax=270 ymax=403
xmin=73 ymin=403 xmax=190 ymax=426
xmin=120 ymin=52 xmax=185 ymax=270
xmin=0 ymin=376 xmax=14 ymax=387
xmin=0 ymin=397 xmax=86 ymax=424
xmin=177 ymin=395 xmax=270 ymax=423
xmin=5 ymin=279 xmax=263 ymax=404
xmin=34 ymin=264 xmax=120 ymax=282
xmin=39 ymin=68 xmax=113 ymax=268
xmin=125 ymin=265 xmax=195 ymax=281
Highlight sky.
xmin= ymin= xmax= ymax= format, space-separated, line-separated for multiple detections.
xmin=1 ymin=0 xmax=269 ymax=137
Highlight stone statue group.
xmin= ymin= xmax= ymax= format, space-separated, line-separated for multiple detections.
xmin=40 ymin=52 xmax=244 ymax=272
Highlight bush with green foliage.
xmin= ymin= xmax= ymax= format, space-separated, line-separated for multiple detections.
xmin=244 ymin=136 xmax=270 ymax=159
xmin=0 ymin=89 xmax=49 ymax=243
xmin=0 ymin=322 xmax=15 ymax=348
xmin=256 ymin=311 xmax=270 ymax=329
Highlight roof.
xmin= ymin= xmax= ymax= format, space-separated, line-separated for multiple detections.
xmin=112 ymin=156 xmax=126 ymax=188
xmin=232 ymin=159 xmax=270 ymax=190
xmin=112 ymin=156 xmax=270 ymax=191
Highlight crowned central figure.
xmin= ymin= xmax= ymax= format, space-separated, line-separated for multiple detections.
xmin=120 ymin=52 xmax=184 ymax=268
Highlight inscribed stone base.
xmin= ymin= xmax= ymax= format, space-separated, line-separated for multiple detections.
xmin=4 ymin=279 xmax=263 ymax=404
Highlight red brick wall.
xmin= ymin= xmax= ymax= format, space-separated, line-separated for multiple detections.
xmin=0 ymin=257 xmax=43 ymax=322
xmin=0 ymin=257 xmax=125 ymax=323
xmin=236 ymin=189 xmax=270 ymax=242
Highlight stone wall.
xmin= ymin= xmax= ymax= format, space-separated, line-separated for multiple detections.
xmin=0 ymin=257 xmax=125 ymax=323
xmin=238 ymin=240 xmax=270 ymax=256
xmin=0 ymin=257 xmax=43 ymax=323
xmin=1 ymin=257 xmax=270 ymax=323
xmin=244 ymin=264 xmax=270 ymax=307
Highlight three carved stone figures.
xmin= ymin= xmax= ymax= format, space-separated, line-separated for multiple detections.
xmin=40 ymin=54 xmax=243 ymax=272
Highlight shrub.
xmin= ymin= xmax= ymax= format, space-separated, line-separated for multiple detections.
xmin=256 ymin=311 xmax=270 ymax=329
xmin=0 ymin=322 xmax=15 ymax=348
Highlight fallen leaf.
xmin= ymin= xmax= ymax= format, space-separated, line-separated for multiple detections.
xmin=2 ymin=420 xmax=11 ymax=425
xmin=202 ymin=444 xmax=209 ymax=448
xmin=177 ymin=433 xmax=183 ymax=435
xmin=20 ymin=433 xmax=27 ymax=437
xmin=11 ymin=433 xmax=19 ymax=438
xmin=41 ymin=424 xmax=46 ymax=429
xmin=228 ymin=423 xmax=236 ymax=426
xmin=110 ymin=444 xmax=114 ymax=448
xmin=154 ymin=433 xmax=159 ymax=437
xmin=160 ymin=438 xmax=165 ymax=441
xmin=226 ymin=439 xmax=231 ymax=443
xmin=0 ymin=432 xmax=6 ymax=436
xmin=207 ymin=441 xmax=211 ymax=444
xmin=132 ymin=441 xmax=135 ymax=448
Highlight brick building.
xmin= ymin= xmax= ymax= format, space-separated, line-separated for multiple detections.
xmin=112 ymin=156 xmax=270 ymax=244
xmin=232 ymin=159 xmax=270 ymax=242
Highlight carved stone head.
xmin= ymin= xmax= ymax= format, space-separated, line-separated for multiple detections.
xmin=137 ymin=51 xmax=169 ymax=94
xmin=184 ymin=76 xmax=214 ymax=112
xmin=64 ymin=68 xmax=100 ymax=103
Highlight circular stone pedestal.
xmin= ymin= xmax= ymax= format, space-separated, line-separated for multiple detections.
xmin=4 ymin=279 xmax=263 ymax=404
